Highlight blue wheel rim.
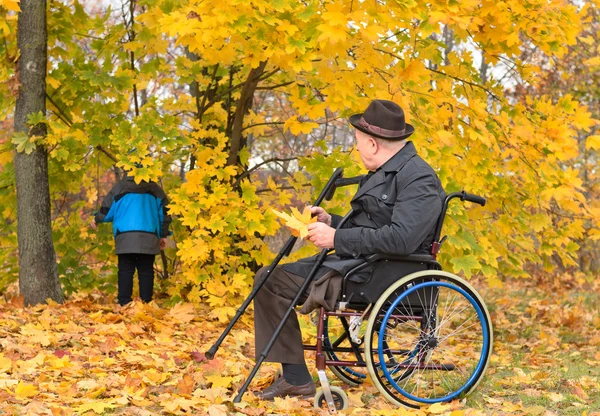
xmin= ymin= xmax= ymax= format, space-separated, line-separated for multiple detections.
xmin=377 ymin=281 xmax=490 ymax=404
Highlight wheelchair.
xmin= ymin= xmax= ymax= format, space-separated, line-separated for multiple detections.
xmin=307 ymin=190 xmax=493 ymax=411
xmin=206 ymin=168 xmax=493 ymax=413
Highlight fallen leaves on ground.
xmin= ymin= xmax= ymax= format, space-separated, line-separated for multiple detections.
xmin=0 ymin=273 xmax=598 ymax=415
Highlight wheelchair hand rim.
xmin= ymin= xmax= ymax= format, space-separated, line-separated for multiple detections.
xmin=377 ymin=280 xmax=491 ymax=404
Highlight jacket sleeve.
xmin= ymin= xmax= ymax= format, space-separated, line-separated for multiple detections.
xmin=333 ymin=172 xmax=442 ymax=258
xmin=94 ymin=190 xmax=115 ymax=223
xmin=330 ymin=213 xmax=344 ymax=229
xmin=154 ymin=185 xmax=172 ymax=238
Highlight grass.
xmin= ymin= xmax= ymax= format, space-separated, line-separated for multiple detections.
xmin=464 ymin=275 xmax=600 ymax=415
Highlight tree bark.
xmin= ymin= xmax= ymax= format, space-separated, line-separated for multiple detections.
xmin=227 ymin=61 xmax=267 ymax=167
xmin=14 ymin=0 xmax=63 ymax=305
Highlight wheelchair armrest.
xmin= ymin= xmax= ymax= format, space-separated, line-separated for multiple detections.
xmin=364 ymin=253 xmax=436 ymax=264
xmin=341 ymin=253 xmax=441 ymax=304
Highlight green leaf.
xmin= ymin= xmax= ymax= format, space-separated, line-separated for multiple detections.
xmin=238 ymin=146 xmax=250 ymax=167
xmin=53 ymin=148 xmax=70 ymax=161
xmin=240 ymin=180 xmax=257 ymax=203
xmin=27 ymin=111 xmax=47 ymax=127
xmin=12 ymin=132 xmax=37 ymax=155
xmin=297 ymin=3 xmax=316 ymax=21
xmin=450 ymin=255 xmax=482 ymax=278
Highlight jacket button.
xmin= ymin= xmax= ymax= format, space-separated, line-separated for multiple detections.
xmin=367 ymin=214 xmax=372 ymax=219
xmin=352 ymin=251 xmax=358 ymax=258
xmin=381 ymin=194 xmax=388 ymax=200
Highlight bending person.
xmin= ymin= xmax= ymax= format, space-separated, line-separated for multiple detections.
xmin=92 ymin=170 xmax=171 ymax=306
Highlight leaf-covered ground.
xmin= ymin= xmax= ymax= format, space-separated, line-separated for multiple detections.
xmin=0 ymin=274 xmax=598 ymax=415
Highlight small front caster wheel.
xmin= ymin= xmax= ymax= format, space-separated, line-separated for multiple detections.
xmin=313 ymin=386 xmax=348 ymax=412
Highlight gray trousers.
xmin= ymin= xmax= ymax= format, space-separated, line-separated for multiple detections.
xmin=253 ymin=265 xmax=340 ymax=364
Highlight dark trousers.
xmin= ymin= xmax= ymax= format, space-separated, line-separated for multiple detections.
xmin=253 ymin=266 xmax=311 ymax=364
xmin=117 ymin=253 xmax=155 ymax=306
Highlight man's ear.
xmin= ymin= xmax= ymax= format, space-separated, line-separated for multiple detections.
xmin=369 ymin=136 xmax=378 ymax=154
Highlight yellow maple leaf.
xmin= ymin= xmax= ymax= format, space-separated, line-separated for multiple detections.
xmin=283 ymin=116 xmax=319 ymax=135
xmin=210 ymin=306 xmax=236 ymax=322
xmin=142 ymin=368 xmax=170 ymax=385
xmin=85 ymin=386 xmax=107 ymax=399
xmin=76 ymin=401 xmax=117 ymax=414
xmin=161 ymin=397 xmax=200 ymax=412
xmin=583 ymin=56 xmax=600 ymax=68
xmin=168 ymin=302 xmax=196 ymax=323
xmin=205 ymin=374 xmax=234 ymax=389
xmin=347 ymin=390 xmax=364 ymax=407
xmin=47 ymin=356 xmax=72 ymax=370
xmin=28 ymin=331 xmax=52 ymax=347
xmin=0 ymin=0 xmax=20 ymax=12
xmin=47 ymin=76 xmax=61 ymax=90
xmin=193 ymin=387 xmax=230 ymax=401
xmin=586 ymin=135 xmax=600 ymax=150
xmin=316 ymin=23 xmax=347 ymax=44
xmin=207 ymin=404 xmax=229 ymax=416
xmin=14 ymin=382 xmax=39 ymax=399
xmin=487 ymin=274 xmax=504 ymax=289
xmin=271 ymin=207 xmax=316 ymax=239
xmin=427 ymin=402 xmax=452 ymax=414
xmin=272 ymin=396 xmax=302 ymax=411
xmin=0 ymin=354 xmax=12 ymax=373
xmin=435 ymin=130 xmax=454 ymax=146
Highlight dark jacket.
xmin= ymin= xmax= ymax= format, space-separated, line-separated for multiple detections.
xmin=283 ymin=141 xmax=445 ymax=283
xmin=95 ymin=175 xmax=172 ymax=255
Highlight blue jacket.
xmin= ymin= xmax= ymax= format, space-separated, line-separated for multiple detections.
xmin=95 ymin=175 xmax=172 ymax=255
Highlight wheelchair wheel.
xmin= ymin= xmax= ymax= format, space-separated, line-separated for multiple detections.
xmin=313 ymin=386 xmax=349 ymax=411
xmin=323 ymin=315 xmax=367 ymax=386
xmin=364 ymin=270 xmax=493 ymax=408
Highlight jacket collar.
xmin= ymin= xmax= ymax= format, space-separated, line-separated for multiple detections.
xmin=380 ymin=141 xmax=417 ymax=173
xmin=352 ymin=141 xmax=417 ymax=200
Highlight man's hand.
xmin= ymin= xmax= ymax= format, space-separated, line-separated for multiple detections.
xmin=307 ymin=222 xmax=335 ymax=249
xmin=90 ymin=217 xmax=98 ymax=230
xmin=159 ymin=238 xmax=168 ymax=250
xmin=308 ymin=205 xmax=331 ymax=226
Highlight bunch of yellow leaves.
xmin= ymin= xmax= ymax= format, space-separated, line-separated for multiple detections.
xmin=271 ymin=207 xmax=316 ymax=239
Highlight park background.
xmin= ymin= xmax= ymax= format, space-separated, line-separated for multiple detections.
xmin=0 ymin=0 xmax=598 ymax=414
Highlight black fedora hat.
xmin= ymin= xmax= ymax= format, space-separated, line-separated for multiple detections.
xmin=349 ymin=100 xmax=414 ymax=140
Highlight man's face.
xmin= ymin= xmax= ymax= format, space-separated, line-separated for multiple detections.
xmin=355 ymin=130 xmax=377 ymax=171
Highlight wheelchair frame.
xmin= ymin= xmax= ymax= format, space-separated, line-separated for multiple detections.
xmin=206 ymin=168 xmax=493 ymax=412
xmin=308 ymin=270 xmax=493 ymax=411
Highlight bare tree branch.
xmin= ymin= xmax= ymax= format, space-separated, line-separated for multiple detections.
xmin=232 ymin=156 xmax=300 ymax=187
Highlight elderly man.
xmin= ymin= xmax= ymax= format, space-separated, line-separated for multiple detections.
xmin=253 ymin=99 xmax=446 ymax=400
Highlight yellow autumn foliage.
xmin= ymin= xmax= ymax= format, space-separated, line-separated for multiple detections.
xmin=0 ymin=0 xmax=597 ymax=308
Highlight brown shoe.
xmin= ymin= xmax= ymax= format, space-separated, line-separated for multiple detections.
xmin=255 ymin=377 xmax=316 ymax=401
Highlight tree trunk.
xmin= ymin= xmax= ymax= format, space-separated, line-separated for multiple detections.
xmin=227 ymin=61 xmax=268 ymax=167
xmin=14 ymin=0 xmax=63 ymax=305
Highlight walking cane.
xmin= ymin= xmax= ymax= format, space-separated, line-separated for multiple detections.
xmin=205 ymin=167 xmax=345 ymax=360
xmin=232 ymin=174 xmax=365 ymax=403
xmin=233 ymin=245 xmax=331 ymax=403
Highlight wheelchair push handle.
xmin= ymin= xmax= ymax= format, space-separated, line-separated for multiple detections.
xmin=335 ymin=176 xmax=364 ymax=187
xmin=324 ymin=174 xmax=365 ymax=201
xmin=460 ymin=191 xmax=486 ymax=206
xmin=432 ymin=190 xmax=486 ymax=253
xmin=322 ymin=168 xmax=345 ymax=202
